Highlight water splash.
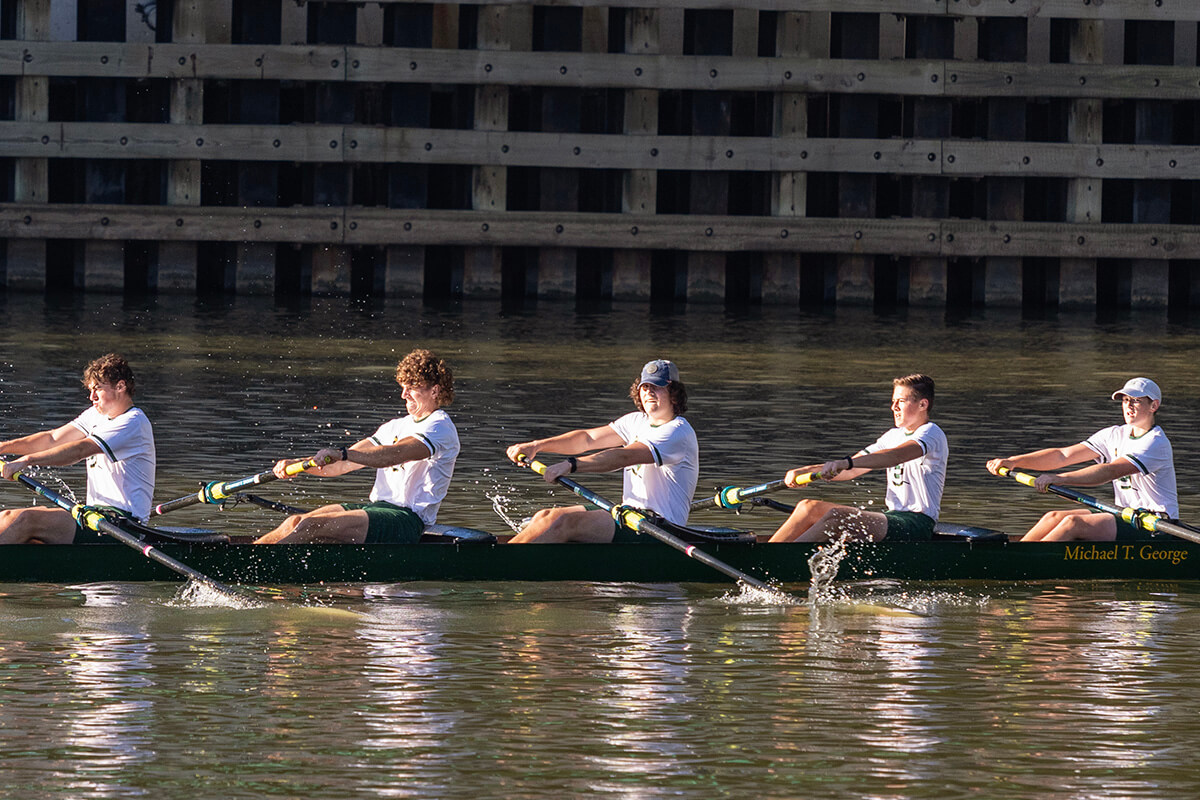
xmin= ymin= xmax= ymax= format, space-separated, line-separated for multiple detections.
xmin=167 ymin=579 xmax=265 ymax=610
xmin=482 ymin=470 xmax=544 ymax=533
xmin=489 ymin=493 xmax=530 ymax=533
xmin=717 ymin=582 xmax=802 ymax=606
xmin=807 ymin=529 xmax=860 ymax=605
xmin=19 ymin=466 xmax=78 ymax=505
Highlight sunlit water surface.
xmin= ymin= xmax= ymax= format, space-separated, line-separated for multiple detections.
xmin=2 ymin=295 xmax=1200 ymax=798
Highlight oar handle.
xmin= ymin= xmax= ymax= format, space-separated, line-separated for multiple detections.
xmin=516 ymin=455 xmax=614 ymax=511
xmin=997 ymin=465 xmax=1200 ymax=544
xmin=152 ymin=455 xmax=332 ymax=515
xmin=999 ymin=466 xmax=1100 ymax=507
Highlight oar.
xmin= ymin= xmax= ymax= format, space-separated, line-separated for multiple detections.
xmin=998 ymin=466 xmax=1200 ymax=545
xmin=11 ymin=469 xmax=257 ymax=603
xmin=515 ymin=455 xmax=794 ymax=600
xmin=690 ymin=472 xmax=816 ymax=511
xmin=152 ymin=456 xmax=330 ymax=516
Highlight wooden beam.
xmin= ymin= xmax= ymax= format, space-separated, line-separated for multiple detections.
xmin=6 ymin=205 xmax=1200 ymax=260
xmin=10 ymin=42 xmax=1200 ymax=101
xmin=228 ymin=0 xmax=1200 ymax=22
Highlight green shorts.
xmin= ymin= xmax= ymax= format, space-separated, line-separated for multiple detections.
xmin=73 ymin=506 xmax=134 ymax=544
xmin=341 ymin=501 xmax=425 ymax=544
xmin=883 ymin=511 xmax=936 ymax=542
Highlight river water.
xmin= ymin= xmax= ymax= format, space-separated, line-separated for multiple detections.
xmin=2 ymin=294 xmax=1200 ymax=799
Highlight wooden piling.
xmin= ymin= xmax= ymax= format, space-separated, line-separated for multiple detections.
xmin=0 ymin=1 xmax=1198 ymax=311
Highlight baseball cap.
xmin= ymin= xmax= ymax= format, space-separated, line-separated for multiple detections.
xmin=1111 ymin=377 xmax=1161 ymax=403
xmin=639 ymin=360 xmax=679 ymax=387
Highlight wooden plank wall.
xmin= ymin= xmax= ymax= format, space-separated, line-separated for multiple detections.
xmin=1 ymin=0 xmax=1199 ymax=309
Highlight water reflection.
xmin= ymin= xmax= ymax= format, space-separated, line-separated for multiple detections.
xmin=2 ymin=582 xmax=1200 ymax=797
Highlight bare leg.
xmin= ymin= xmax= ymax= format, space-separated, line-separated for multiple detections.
xmin=253 ymin=504 xmax=370 ymax=544
xmin=1022 ymin=510 xmax=1117 ymax=542
xmin=770 ymin=499 xmax=853 ymax=543
xmin=508 ymin=506 xmax=617 ymax=543
xmin=798 ymin=507 xmax=889 ymax=543
xmin=0 ymin=507 xmax=78 ymax=544
xmin=1020 ymin=508 xmax=1092 ymax=542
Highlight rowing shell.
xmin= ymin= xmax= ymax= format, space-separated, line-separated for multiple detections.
xmin=1 ymin=523 xmax=1196 ymax=584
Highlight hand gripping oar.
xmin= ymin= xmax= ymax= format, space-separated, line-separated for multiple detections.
xmin=690 ymin=472 xmax=816 ymax=512
xmin=998 ymin=466 xmax=1200 ymax=545
xmin=152 ymin=456 xmax=330 ymax=516
xmin=12 ymin=469 xmax=256 ymax=602
xmin=516 ymin=455 xmax=793 ymax=599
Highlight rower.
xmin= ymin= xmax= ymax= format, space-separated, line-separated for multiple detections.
xmin=253 ymin=349 xmax=459 ymax=545
xmin=769 ymin=374 xmax=948 ymax=543
xmin=0 ymin=354 xmax=156 ymax=545
xmin=504 ymin=359 xmax=698 ymax=543
xmin=986 ymin=377 xmax=1178 ymax=542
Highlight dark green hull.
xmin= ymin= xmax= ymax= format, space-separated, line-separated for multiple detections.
xmin=1 ymin=537 xmax=1197 ymax=585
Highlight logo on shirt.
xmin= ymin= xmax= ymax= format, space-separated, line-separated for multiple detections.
xmin=889 ymin=464 xmax=906 ymax=487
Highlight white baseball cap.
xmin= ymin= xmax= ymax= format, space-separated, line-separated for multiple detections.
xmin=1111 ymin=377 xmax=1161 ymax=403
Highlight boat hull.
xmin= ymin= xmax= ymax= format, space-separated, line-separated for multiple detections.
xmin=1 ymin=537 xmax=1197 ymax=584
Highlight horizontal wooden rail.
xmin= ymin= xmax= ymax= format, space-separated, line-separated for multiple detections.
xmin=243 ymin=0 xmax=1200 ymax=21
xmin=3 ymin=43 xmax=1200 ymax=100
xmin=3 ymin=122 xmax=1198 ymax=179
xmin=3 ymin=204 xmax=1197 ymax=260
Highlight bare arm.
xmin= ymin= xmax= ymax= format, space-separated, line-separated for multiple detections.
xmin=1031 ymin=458 xmax=1139 ymax=493
xmin=539 ymin=441 xmax=655 ymax=484
xmin=274 ymin=435 xmax=435 ymax=479
xmin=506 ymin=424 xmax=626 ymax=464
xmin=1 ymin=433 xmax=102 ymax=480
xmin=985 ymin=442 xmax=1097 ymax=476
xmin=790 ymin=440 xmax=926 ymax=485
xmin=0 ymin=422 xmax=87 ymax=457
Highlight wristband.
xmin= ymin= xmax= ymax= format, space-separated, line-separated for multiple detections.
xmin=341 ymin=446 xmax=349 ymax=462
xmin=844 ymin=455 xmax=855 ymax=470
xmin=567 ymin=456 xmax=578 ymax=473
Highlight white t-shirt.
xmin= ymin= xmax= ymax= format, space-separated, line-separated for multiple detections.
xmin=71 ymin=406 xmax=156 ymax=521
xmin=862 ymin=421 xmax=948 ymax=519
xmin=608 ymin=412 xmax=699 ymax=525
xmin=1084 ymin=424 xmax=1178 ymax=518
xmin=368 ymin=409 xmax=460 ymax=525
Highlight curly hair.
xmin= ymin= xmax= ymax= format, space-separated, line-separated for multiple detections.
xmin=628 ymin=378 xmax=688 ymax=416
xmin=395 ymin=349 xmax=455 ymax=407
xmin=82 ymin=353 xmax=136 ymax=398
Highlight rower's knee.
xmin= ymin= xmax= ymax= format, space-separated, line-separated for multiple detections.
xmin=789 ymin=498 xmax=821 ymax=519
xmin=0 ymin=509 xmax=25 ymax=542
xmin=283 ymin=513 xmax=309 ymax=532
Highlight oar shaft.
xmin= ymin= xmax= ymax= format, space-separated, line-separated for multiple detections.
xmin=1000 ymin=467 xmax=1200 ymax=546
xmin=519 ymin=456 xmax=787 ymax=596
xmin=14 ymin=472 xmax=251 ymax=597
xmin=153 ymin=457 xmax=325 ymax=516
xmin=690 ymin=473 xmax=814 ymax=511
